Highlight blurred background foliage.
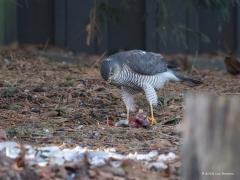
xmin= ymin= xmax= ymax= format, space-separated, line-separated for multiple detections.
xmin=87 ymin=0 xmax=240 ymax=50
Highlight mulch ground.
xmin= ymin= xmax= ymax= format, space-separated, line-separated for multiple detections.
xmin=0 ymin=46 xmax=239 ymax=179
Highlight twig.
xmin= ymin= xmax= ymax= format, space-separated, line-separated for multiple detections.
xmin=189 ymin=50 xmax=198 ymax=74
xmin=90 ymin=51 xmax=107 ymax=69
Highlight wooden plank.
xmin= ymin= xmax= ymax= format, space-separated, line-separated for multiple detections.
xmin=54 ymin=0 xmax=67 ymax=47
xmin=158 ymin=0 xmax=188 ymax=53
xmin=66 ymin=0 xmax=94 ymax=53
xmin=186 ymin=6 xmax=199 ymax=54
xmin=182 ymin=94 xmax=240 ymax=180
xmin=65 ymin=0 xmax=112 ymax=53
xmin=145 ymin=0 xmax=188 ymax=53
xmin=4 ymin=0 xmax=17 ymax=44
xmin=145 ymin=0 xmax=158 ymax=52
xmin=0 ymin=0 xmax=6 ymax=45
xmin=222 ymin=5 xmax=236 ymax=53
xmin=197 ymin=4 xmax=236 ymax=54
xmin=237 ymin=6 xmax=240 ymax=55
xmin=107 ymin=0 xmax=145 ymax=53
xmin=17 ymin=0 xmax=54 ymax=44
xmin=198 ymin=8 xmax=219 ymax=53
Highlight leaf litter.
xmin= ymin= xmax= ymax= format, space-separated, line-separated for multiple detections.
xmin=0 ymin=47 xmax=239 ymax=179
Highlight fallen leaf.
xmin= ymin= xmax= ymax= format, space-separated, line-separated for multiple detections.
xmin=0 ymin=129 xmax=7 ymax=141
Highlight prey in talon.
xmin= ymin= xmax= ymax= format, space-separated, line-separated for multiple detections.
xmin=100 ymin=50 xmax=202 ymax=126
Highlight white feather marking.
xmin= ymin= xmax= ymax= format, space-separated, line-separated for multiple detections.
xmin=143 ymin=84 xmax=158 ymax=106
xmin=154 ymin=71 xmax=179 ymax=89
xmin=132 ymin=50 xmax=146 ymax=55
xmin=120 ymin=87 xmax=136 ymax=112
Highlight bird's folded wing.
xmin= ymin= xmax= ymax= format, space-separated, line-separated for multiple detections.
xmin=112 ymin=50 xmax=168 ymax=75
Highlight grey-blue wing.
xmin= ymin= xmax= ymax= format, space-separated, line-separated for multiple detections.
xmin=110 ymin=50 xmax=168 ymax=75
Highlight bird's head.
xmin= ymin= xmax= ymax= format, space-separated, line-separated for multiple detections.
xmin=100 ymin=58 xmax=121 ymax=84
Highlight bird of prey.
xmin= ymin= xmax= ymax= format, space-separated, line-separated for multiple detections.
xmin=100 ymin=50 xmax=201 ymax=125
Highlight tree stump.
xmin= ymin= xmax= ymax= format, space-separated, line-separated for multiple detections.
xmin=182 ymin=94 xmax=240 ymax=180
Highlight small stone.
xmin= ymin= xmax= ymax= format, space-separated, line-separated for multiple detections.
xmin=21 ymin=111 xmax=30 ymax=115
xmin=0 ymin=129 xmax=7 ymax=141
xmin=44 ymin=111 xmax=59 ymax=117
xmin=110 ymin=167 xmax=126 ymax=177
xmin=120 ymin=113 xmax=126 ymax=117
xmin=31 ymin=107 xmax=40 ymax=113
xmin=89 ymin=170 xmax=97 ymax=178
xmin=24 ymin=89 xmax=30 ymax=93
xmin=33 ymin=86 xmax=47 ymax=92
xmin=3 ymin=58 xmax=11 ymax=66
xmin=115 ymin=119 xmax=129 ymax=127
xmin=148 ymin=161 xmax=168 ymax=171
xmin=76 ymin=125 xmax=84 ymax=129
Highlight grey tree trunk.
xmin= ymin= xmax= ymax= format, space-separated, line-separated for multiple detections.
xmin=182 ymin=94 xmax=240 ymax=180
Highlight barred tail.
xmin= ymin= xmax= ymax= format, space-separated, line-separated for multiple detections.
xmin=172 ymin=71 xmax=202 ymax=86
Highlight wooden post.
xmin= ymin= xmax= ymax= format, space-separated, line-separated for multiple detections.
xmin=182 ymin=94 xmax=240 ymax=180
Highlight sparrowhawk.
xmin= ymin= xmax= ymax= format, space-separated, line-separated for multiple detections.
xmin=100 ymin=50 xmax=201 ymax=124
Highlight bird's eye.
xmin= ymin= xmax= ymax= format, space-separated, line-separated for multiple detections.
xmin=109 ymin=71 xmax=114 ymax=76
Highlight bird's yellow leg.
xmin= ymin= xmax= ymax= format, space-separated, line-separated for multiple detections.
xmin=148 ymin=104 xmax=157 ymax=125
xmin=126 ymin=108 xmax=130 ymax=123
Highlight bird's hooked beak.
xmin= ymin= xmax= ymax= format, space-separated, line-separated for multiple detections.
xmin=107 ymin=75 xmax=114 ymax=83
xmin=107 ymin=78 xmax=111 ymax=83
xmin=107 ymin=69 xmax=115 ymax=83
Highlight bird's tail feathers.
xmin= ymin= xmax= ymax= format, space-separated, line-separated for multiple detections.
xmin=172 ymin=71 xmax=202 ymax=86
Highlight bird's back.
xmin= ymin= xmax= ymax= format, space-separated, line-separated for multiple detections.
xmin=102 ymin=50 xmax=202 ymax=89
xmin=108 ymin=50 xmax=168 ymax=75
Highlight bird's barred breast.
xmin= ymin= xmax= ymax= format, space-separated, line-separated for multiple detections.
xmin=116 ymin=65 xmax=179 ymax=90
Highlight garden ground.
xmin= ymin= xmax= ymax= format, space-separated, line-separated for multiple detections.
xmin=0 ymin=46 xmax=239 ymax=179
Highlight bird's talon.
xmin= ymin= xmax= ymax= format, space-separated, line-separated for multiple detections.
xmin=148 ymin=117 xmax=157 ymax=125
